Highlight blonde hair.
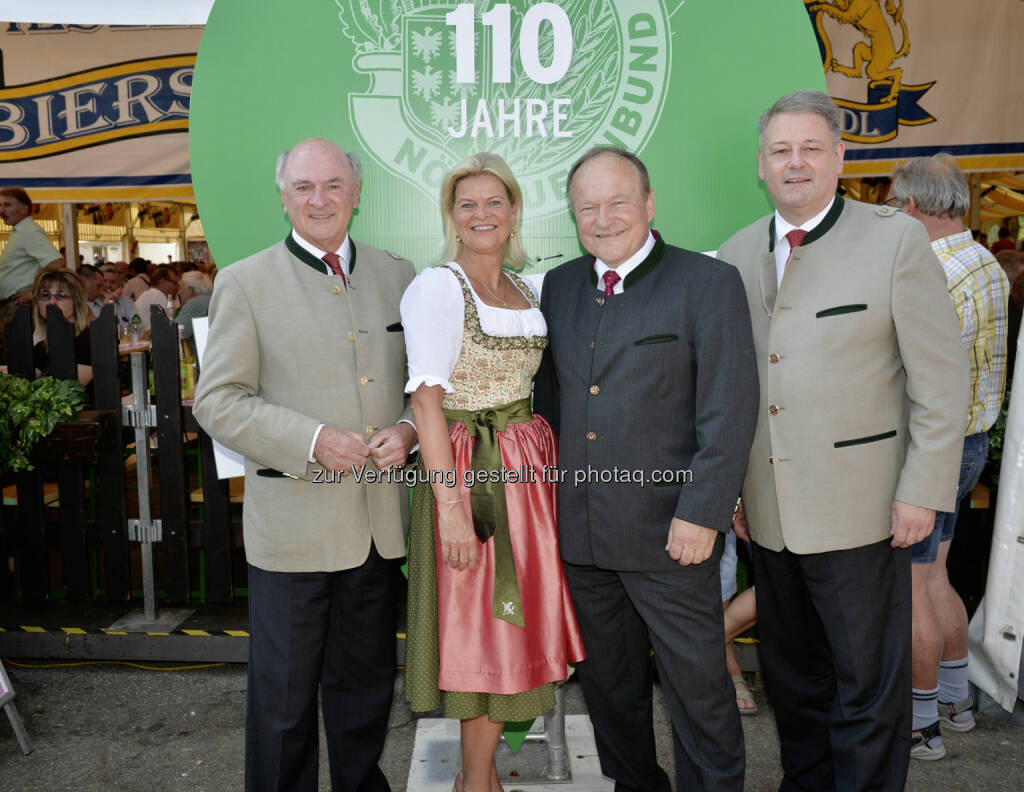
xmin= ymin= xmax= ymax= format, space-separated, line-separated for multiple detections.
xmin=32 ymin=268 xmax=89 ymax=343
xmin=439 ymin=152 xmax=526 ymax=270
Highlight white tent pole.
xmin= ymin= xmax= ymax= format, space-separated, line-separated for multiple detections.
xmin=61 ymin=202 xmax=79 ymax=270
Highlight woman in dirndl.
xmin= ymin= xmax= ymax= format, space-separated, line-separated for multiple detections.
xmin=401 ymin=152 xmax=585 ymax=792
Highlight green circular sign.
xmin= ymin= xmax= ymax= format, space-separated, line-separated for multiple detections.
xmin=191 ymin=0 xmax=824 ymax=271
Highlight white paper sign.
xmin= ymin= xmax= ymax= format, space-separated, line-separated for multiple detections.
xmin=192 ymin=316 xmax=245 ymax=479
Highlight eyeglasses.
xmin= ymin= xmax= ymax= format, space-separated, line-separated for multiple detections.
xmin=38 ymin=292 xmax=72 ymax=302
xmin=883 ymin=197 xmax=906 ymax=209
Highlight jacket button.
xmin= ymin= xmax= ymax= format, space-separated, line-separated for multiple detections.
xmin=769 ymin=353 xmax=780 ymax=363
xmin=360 ymin=376 xmax=369 ymax=386
xmin=589 ymin=385 xmax=600 ymax=395
xmin=331 ymin=285 xmax=341 ymax=295
xmin=347 ymin=331 xmax=355 ymax=341
xmin=595 ymin=296 xmax=605 ymax=306
xmin=586 ymin=432 xmax=597 ymax=441
xmin=366 ymin=425 xmax=376 ymax=434
xmin=769 ymin=456 xmax=774 ymax=464
xmin=768 ymin=404 xmax=779 ymax=415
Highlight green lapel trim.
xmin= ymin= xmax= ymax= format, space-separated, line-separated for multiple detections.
xmin=284 ymin=233 xmax=358 ymax=275
xmin=767 ymin=195 xmax=845 ymax=252
xmin=623 ymin=233 xmax=665 ymax=289
xmin=586 ymin=232 xmax=666 ymax=289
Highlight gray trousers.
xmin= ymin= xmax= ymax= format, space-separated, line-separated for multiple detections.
xmin=563 ymin=534 xmax=744 ymax=792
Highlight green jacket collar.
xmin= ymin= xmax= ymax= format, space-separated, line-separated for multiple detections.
xmin=767 ymin=195 xmax=845 ymax=252
xmin=586 ymin=231 xmax=666 ymax=289
xmin=285 ymin=233 xmax=358 ymax=275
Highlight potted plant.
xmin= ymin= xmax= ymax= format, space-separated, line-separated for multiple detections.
xmin=0 ymin=373 xmax=86 ymax=474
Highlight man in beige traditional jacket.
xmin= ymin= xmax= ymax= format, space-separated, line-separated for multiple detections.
xmin=194 ymin=138 xmax=416 ymax=792
xmin=718 ymin=92 xmax=969 ymax=792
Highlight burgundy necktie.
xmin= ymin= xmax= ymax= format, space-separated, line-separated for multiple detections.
xmin=602 ymin=270 xmax=621 ymax=296
xmin=322 ymin=252 xmax=347 ymax=289
xmin=784 ymin=229 xmax=807 ymax=268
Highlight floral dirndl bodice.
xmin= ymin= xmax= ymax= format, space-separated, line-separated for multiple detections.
xmin=441 ymin=264 xmax=547 ymax=412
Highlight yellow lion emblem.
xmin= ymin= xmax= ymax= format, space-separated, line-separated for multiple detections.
xmin=806 ymin=0 xmax=909 ymax=100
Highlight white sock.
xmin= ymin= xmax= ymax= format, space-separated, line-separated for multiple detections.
xmin=939 ymin=657 xmax=972 ymax=723
xmin=912 ymin=687 xmax=939 ymax=732
xmin=938 ymin=657 xmax=969 ymax=703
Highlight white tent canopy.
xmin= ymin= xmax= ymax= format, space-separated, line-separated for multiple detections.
xmin=0 ymin=1 xmax=211 ymax=24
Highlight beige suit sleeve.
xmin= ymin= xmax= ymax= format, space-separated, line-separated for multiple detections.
xmin=193 ymin=265 xmax=320 ymax=477
xmin=891 ymin=221 xmax=971 ymax=511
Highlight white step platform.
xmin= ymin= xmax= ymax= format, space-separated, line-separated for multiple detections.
xmin=408 ymin=715 xmax=614 ymax=791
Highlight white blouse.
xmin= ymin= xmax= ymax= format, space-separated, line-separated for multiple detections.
xmin=401 ymin=263 xmax=546 ymax=394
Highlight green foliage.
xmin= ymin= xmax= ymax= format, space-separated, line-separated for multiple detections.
xmin=985 ymin=387 xmax=1010 ymax=488
xmin=0 ymin=373 xmax=86 ymax=473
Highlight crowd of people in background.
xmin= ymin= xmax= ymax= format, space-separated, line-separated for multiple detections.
xmin=0 ymin=184 xmax=217 ymax=401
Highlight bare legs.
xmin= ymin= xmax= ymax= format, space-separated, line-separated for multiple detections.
xmin=457 ymin=715 xmax=505 ymax=792
xmin=725 ymin=587 xmax=757 ymax=644
xmin=724 ymin=588 xmax=758 ymax=713
xmin=932 ymin=540 xmax=968 ymax=664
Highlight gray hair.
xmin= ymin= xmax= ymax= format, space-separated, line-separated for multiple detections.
xmin=565 ymin=146 xmax=651 ymax=201
xmin=889 ymin=154 xmax=969 ymax=219
xmin=275 ymin=138 xmax=362 ymax=191
xmin=758 ymin=90 xmax=842 ymax=150
xmin=179 ymin=270 xmax=214 ymax=295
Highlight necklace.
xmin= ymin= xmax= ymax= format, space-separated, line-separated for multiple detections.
xmin=468 ymin=272 xmax=510 ymax=308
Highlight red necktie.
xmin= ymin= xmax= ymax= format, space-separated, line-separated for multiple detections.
xmin=602 ymin=270 xmax=621 ymax=296
xmin=784 ymin=229 xmax=807 ymax=268
xmin=322 ymin=252 xmax=347 ymax=289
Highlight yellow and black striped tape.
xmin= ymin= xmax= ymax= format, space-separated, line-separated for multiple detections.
xmin=0 ymin=625 xmax=250 ymax=638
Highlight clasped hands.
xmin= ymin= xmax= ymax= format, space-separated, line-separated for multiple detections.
xmin=313 ymin=422 xmax=416 ymax=474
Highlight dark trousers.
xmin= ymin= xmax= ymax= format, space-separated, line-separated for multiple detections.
xmin=245 ymin=544 xmax=399 ymax=792
xmin=564 ymin=538 xmax=744 ymax=792
xmin=752 ymin=539 xmax=911 ymax=792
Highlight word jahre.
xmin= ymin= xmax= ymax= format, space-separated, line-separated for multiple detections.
xmin=448 ymin=97 xmax=572 ymax=139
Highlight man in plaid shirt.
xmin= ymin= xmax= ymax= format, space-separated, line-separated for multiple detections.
xmin=888 ymin=154 xmax=1009 ymax=760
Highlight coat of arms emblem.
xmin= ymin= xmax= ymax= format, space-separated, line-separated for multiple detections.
xmin=804 ymin=0 xmax=936 ymax=143
xmin=335 ymin=0 xmax=670 ymax=219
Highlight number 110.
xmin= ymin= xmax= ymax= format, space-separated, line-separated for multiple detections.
xmin=445 ymin=3 xmax=573 ymax=86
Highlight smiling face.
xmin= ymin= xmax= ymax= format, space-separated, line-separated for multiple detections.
xmin=451 ymin=173 xmax=518 ymax=260
xmin=758 ymin=111 xmax=844 ymax=226
xmin=569 ymin=152 xmax=655 ymax=268
xmin=280 ymin=141 xmax=361 ymax=254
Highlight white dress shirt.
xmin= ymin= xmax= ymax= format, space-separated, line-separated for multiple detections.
xmin=291 ymin=229 xmax=351 ymax=275
xmin=772 ymin=198 xmax=834 ymax=290
xmin=593 ymin=231 xmax=656 ymax=293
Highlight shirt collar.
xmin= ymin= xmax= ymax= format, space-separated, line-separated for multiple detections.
xmin=930 ymin=229 xmax=973 ymax=256
xmin=594 ymin=231 xmax=656 ymax=287
xmin=290 ymin=229 xmax=351 ymax=272
xmin=773 ymin=198 xmax=835 ymax=245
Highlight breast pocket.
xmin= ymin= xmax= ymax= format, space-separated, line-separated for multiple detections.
xmin=633 ymin=333 xmax=680 ymax=346
xmin=816 ymin=304 xmax=868 ymax=319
